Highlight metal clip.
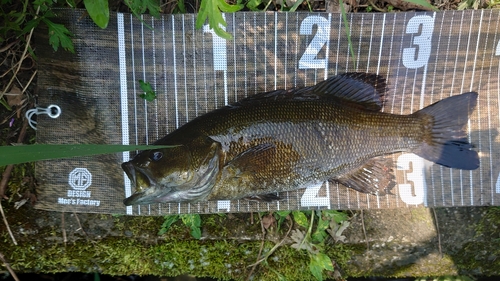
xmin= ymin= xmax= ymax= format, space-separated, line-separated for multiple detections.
xmin=25 ymin=104 xmax=62 ymax=130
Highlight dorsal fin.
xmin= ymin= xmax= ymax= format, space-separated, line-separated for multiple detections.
xmin=230 ymin=72 xmax=388 ymax=111
xmin=296 ymin=72 xmax=388 ymax=111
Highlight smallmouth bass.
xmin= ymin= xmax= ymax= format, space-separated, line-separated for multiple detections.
xmin=122 ymin=73 xmax=479 ymax=206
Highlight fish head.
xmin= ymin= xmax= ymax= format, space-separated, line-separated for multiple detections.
xmin=122 ymin=143 xmax=220 ymax=205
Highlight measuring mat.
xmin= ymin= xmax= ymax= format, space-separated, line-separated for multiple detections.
xmin=34 ymin=9 xmax=500 ymax=215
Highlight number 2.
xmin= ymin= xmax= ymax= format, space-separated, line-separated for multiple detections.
xmin=299 ymin=16 xmax=331 ymax=70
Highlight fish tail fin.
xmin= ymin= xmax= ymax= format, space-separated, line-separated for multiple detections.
xmin=412 ymin=92 xmax=479 ymax=170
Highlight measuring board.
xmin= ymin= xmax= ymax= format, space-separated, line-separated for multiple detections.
xmin=34 ymin=9 xmax=500 ymax=215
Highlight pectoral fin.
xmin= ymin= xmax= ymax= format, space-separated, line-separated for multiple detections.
xmin=224 ymin=143 xmax=277 ymax=175
xmin=332 ymin=157 xmax=395 ymax=195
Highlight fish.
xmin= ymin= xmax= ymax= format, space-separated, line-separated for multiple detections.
xmin=121 ymin=72 xmax=479 ymax=206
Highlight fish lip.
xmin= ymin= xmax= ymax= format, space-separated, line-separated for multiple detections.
xmin=121 ymin=162 xmax=137 ymax=186
xmin=121 ymin=161 xmax=157 ymax=191
xmin=123 ymin=192 xmax=144 ymax=206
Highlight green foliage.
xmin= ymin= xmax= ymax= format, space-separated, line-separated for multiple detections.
xmin=174 ymin=0 xmax=187 ymax=13
xmin=158 ymin=215 xmax=180 ymax=235
xmin=195 ymin=0 xmax=243 ymax=40
xmin=181 ymin=214 xmax=202 ymax=239
xmin=405 ymin=0 xmax=439 ymax=10
xmin=139 ymin=79 xmax=157 ymax=101
xmin=158 ymin=214 xmax=202 ymax=239
xmin=290 ymin=210 xmax=349 ymax=281
xmin=83 ymin=0 xmax=109 ymax=28
xmin=292 ymin=210 xmax=309 ymax=228
xmin=274 ymin=210 xmax=291 ymax=231
xmin=124 ymin=0 xmax=160 ymax=20
xmin=339 ymin=0 xmax=355 ymax=66
xmin=42 ymin=17 xmax=74 ymax=52
xmin=0 ymin=144 xmax=177 ymax=166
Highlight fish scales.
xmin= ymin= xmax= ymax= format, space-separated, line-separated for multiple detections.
xmin=121 ymin=73 xmax=479 ymax=206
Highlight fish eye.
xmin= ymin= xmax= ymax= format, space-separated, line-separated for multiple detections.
xmin=150 ymin=151 xmax=163 ymax=161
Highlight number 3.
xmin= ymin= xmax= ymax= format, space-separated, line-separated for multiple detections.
xmin=402 ymin=15 xmax=435 ymax=69
xmin=397 ymin=153 xmax=427 ymax=205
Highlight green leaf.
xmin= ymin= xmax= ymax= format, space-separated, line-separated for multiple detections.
xmin=309 ymin=257 xmax=324 ymax=281
xmin=274 ymin=210 xmax=291 ymax=231
xmin=195 ymin=0 xmax=243 ymax=40
xmin=311 ymin=215 xmax=329 ymax=243
xmin=0 ymin=144 xmax=178 ymax=167
xmin=292 ymin=211 xmax=309 ymax=228
xmin=339 ymin=0 xmax=355 ymax=66
xmin=158 ymin=215 xmax=179 ymax=235
xmin=190 ymin=226 xmax=202 ymax=239
xmin=42 ymin=18 xmax=75 ymax=53
xmin=246 ymin=0 xmax=262 ymax=11
xmin=83 ymin=0 xmax=109 ymax=29
xmin=403 ymin=0 xmax=438 ymax=10
xmin=175 ymin=0 xmax=186 ymax=13
xmin=289 ymin=0 xmax=304 ymax=12
xmin=309 ymin=253 xmax=333 ymax=281
xmin=323 ymin=210 xmax=348 ymax=223
xmin=181 ymin=214 xmax=202 ymax=239
xmin=315 ymin=253 xmax=334 ymax=271
xmin=139 ymin=80 xmax=157 ymax=101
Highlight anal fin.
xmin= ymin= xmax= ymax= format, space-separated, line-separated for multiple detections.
xmin=332 ymin=157 xmax=395 ymax=195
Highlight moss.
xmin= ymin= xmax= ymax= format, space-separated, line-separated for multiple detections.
xmin=3 ymin=233 xmax=347 ymax=280
xmin=451 ymin=207 xmax=500 ymax=275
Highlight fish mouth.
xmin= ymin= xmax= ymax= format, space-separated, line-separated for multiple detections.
xmin=121 ymin=162 xmax=159 ymax=205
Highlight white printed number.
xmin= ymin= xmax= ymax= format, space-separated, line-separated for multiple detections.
xmin=402 ymin=15 xmax=435 ymax=69
xmin=299 ymin=16 xmax=331 ymax=69
xmin=495 ymin=173 xmax=500 ymax=194
xmin=301 ymin=182 xmax=331 ymax=208
xmin=397 ymin=153 xmax=427 ymax=205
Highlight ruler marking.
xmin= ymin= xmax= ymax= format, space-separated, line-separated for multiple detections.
xmin=376 ymin=14 xmax=385 ymax=76
xmin=202 ymin=20 xmax=208 ymax=112
xmin=254 ymin=13 xmax=257 ymax=94
xmin=264 ymin=12 xmax=267 ymax=91
xmin=139 ymin=15 xmax=149 ymax=147
xmin=387 ymin=13 xmax=396 ymax=113
xmin=233 ymin=13 xmax=237 ymax=102
xmin=367 ymin=13 xmax=374 ymax=73
xmin=182 ymin=15 xmax=189 ymax=120
xmin=274 ymin=12 xmax=277 ymax=90
xmin=450 ymin=10 xmax=462 ymax=207
xmin=385 ymin=14 xmax=394 ymax=207
xmin=151 ymin=16 xmax=157 ymax=216
xmin=294 ymin=12 xmax=298 ymax=87
xmin=461 ymin=10 xmax=475 ymax=205
xmin=440 ymin=12 xmax=453 ymax=206
xmin=192 ymin=16 xmax=198 ymax=116
xmin=162 ymin=16 xmax=170 ymax=133
xmin=356 ymin=14 xmax=363 ymax=72
xmin=325 ymin=13 xmax=331 ymax=80
xmin=335 ymin=13 xmax=341 ymax=75
xmin=345 ymin=13 xmax=352 ymax=70
xmin=170 ymin=16 xmax=179 ymax=128
xmin=117 ymin=13 xmax=133 ymax=215
xmin=151 ymin=17 xmax=158 ymax=143
xmin=489 ymin=10 xmax=499 ymax=205
xmin=244 ymin=13 xmax=248 ymax=96
xmin=430 ymin=13 xmax=444 ymax=206
xmin=470 ymin=10 xmax=484 ymax=205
